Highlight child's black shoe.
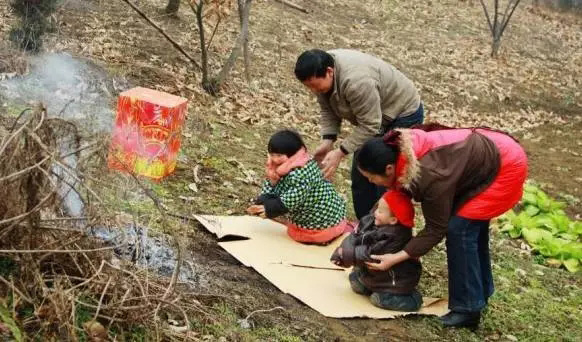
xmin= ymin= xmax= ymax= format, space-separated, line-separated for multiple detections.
xmin=349 ymin=269 xmax=372 ymax=295
xmin=370 ymin=289 xmax=423 ymax=311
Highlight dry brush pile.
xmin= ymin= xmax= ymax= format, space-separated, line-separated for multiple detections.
xmin=0 ymin=105 xmax=216 ymax=341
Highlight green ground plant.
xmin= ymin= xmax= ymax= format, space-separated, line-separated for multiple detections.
xmin=499 ymin=183 xmax=582 ymax=272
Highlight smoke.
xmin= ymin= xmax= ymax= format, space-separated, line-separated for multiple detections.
xmin=0 ymin=52 xmax=129 ymax=131
xmin=53 ymin=136 xmax=84 ymax=218
xmin=1 ymin=52 xmax=131 ymax=218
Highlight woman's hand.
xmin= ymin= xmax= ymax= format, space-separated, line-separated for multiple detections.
xmin=365 ymin=250 xmax=411 ymax=271
xmin=246 ymin=205 xmax=266 ymax=218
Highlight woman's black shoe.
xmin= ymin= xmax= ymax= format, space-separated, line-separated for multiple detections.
xmin=439 ymin=311 xmax=480 ymax=330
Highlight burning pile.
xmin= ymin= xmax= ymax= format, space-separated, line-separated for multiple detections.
xmin=0 ymin=105 xmax=212 ymax=340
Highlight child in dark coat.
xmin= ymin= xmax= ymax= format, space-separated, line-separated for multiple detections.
xmin=247 ymin=129 xmax=350 ymax=244
xmin=331 ymin=190 xmax=423 ymax=311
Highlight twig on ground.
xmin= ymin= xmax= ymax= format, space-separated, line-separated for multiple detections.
xmin=65 ymin=260 xmax=105 ymax=293
xmin=244 ymin=306 xmax=285 ymax=321
xmin=273 ymin=0 xmax=308 ymax=13
xmin=75 ymin=244 xmax=98 ymax=274
xmin=167 ymin=212 xmax=197 ymax=221
xmin=0 ymin=276 xmax=34 ymax=304
xmin=120 ymin=0 xmax=201 ymax=70
xmin=94 ymin=277 xmax=113 ymax=320
xmin=0 ymin=155 xmax=50 ymax=182
xmin=107 ymin=287 xmax=131 ymax=330
xmin=104 ymin=261 xmax=150 ymax=303
xmin=0 ymin=244 xmax=122 ymax=254
xmin=58 ymin=99 xmax=75 ymax=116
xmin=0 ymin=191 xmax=54 ymax=226
xmin=41 ymin=217 xmax=89 ymax=222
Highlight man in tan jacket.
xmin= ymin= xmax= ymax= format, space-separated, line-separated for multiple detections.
xmin=294 ymin=49 xmax=424 ymax=219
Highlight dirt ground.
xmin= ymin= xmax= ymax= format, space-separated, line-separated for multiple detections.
xmin=519 ymin=120 xmax=582 ymax=218
xmin=1 ymin=0 xmax=581 ymax=340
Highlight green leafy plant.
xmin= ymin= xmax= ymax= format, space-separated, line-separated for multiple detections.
xmin=0 ymin=301 xmax=23 ymax=342
xmin=499 ymin=183 xmax=581 ymax=273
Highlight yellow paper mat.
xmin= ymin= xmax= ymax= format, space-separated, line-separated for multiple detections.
xmin=195 ymin=215 xmax=448 ymax=318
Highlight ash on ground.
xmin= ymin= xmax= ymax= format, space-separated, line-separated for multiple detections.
xmin=91 ymin=225 xmax=202 ymax=285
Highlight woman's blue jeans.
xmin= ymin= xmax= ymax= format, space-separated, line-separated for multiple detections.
xmin=446 ymin=216 xmax=494 ymax=313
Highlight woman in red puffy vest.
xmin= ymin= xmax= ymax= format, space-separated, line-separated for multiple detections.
xmin=356 ymin=124 xmax=528 ymax=329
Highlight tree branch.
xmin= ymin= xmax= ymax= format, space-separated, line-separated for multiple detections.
xmin=120 ymin=0 xmax=201 ymax=70
xmin=493 ymin=0 xmax=499 ymax=37
xmin=190 ymin=0 xmax=209 ymax=84
xmin=499 ymin=0 xmax=514 ymax=29
xmin=206 ymin=17 xmax=222 ymax=51
xmin=499 ymin=0 xmax=521 ymax=38
xmin=479 ymin=0 xmax=494 ymax=35
xmin=211 ymin=0 xmax=253 ymax=91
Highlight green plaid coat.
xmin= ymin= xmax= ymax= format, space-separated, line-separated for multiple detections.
xmin=260 ymin=160 xmax=346 ymax=229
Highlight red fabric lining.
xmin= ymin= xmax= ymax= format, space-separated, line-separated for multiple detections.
xmin=286 ymin=220 xmax=353 ymax=244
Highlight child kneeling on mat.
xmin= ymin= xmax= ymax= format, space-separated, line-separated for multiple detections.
xmin=331 ymin=190 xmax=423 ymax=311
xmin=247 ymin=129 xmax=350 ymax=244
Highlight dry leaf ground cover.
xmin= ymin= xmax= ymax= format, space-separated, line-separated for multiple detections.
xmin=1 ymin=0 xmax=581 ymax=340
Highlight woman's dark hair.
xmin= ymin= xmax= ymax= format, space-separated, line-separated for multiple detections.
xmin=268 ymin=129 xmax=306 ymax=157
xmin=356 ymin=137 xmax=399 ymax=175
xmin=294 ymin=49 xmax=335 ymax=81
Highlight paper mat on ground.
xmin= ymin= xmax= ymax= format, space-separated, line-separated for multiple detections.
xmin=195 ymin=214 xmax=345 ymax=269
xmin=194 ymin=215 xmax=448 ymax=318
xmin=252 ymin=263 xmax=447 ymax=318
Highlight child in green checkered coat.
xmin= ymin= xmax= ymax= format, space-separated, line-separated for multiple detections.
xmin=247 ymin=129 xmax=351 ymax=244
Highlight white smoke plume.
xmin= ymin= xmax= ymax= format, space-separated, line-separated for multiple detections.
xmin=0 ymin=52 xmax=129 ymax=131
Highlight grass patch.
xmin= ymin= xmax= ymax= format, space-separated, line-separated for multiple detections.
xmin=191 ymin=303 xmax=302 ymax=342
xmin=402 ymin=230 xmax=582 ymax=341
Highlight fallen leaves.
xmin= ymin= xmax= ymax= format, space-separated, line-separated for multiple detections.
xmin=82 ymin=320 xmax=108 ymax=342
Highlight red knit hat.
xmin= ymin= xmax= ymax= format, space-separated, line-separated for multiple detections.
xmin=381 ymin=190 xmax=415 ymax=228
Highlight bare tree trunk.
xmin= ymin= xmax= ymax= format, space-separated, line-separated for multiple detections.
xmin=491 ymin=38 xmax=501 ymax=57
xmin=479 ymin=0 xmax=521 ymax=58
xmin=238 ymin=0 xmax=251 ymax=83
xmin=165 ymin=0 xmax=180 ymax=14
xmin=192 ymin=1 xmax=210 ymax=90
xmin=209 ymin=0 xmax=253 ymax=93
